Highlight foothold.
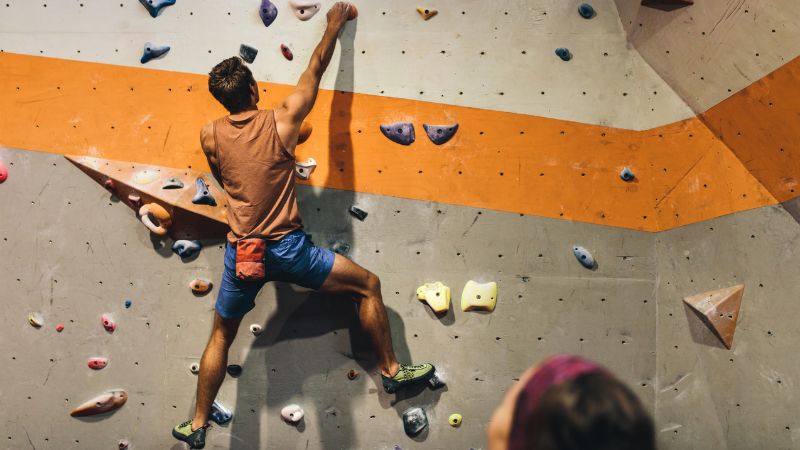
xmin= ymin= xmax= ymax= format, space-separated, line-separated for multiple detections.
xmin=578 ymin=3 xmax=595 ymax=18
xmin=349 ymin=206 xmax=368 ymax=221
xmin=298 ymin=121 xmax=313 ymax=144
xmin=56 ymin=324 xmax=65 ymax=332
xmin=190 ymin=279 xmax=212 ymax=295
xmin=250 ymin=324 xmax=263 ymax=335
xmin=280 ymin=44 xmax=294 ymax=61
xmin=190 ymin=363 xmax=200 ymax=374
xmin=402 ymin=407 xmax=428 ymax=437
xmin=103 ymin=178 xmax=116 ymax=192
xmin=259 ymin=0 xmax=279 ymax=27
xmin=124 ymin=300 xmax=132 ymax=309
xmin=428 ymin=371 xmax=446 ymax=389
xmin=295 ymin=158 xmax=317 ymax=180
xmin=132 ymin=170 xmax=158 ymax=186
xmin=28 ymin=312 xmax=44 ymax=328
xmin=239 ymin=44 xmax=259 ymax=64
xmin=288 ymin=0 xmax=321 ymax=21
xmin=620 ymin=167 xmax=635 ymax=181
xmin=210 ymin=400 xmax=233 ymax=425
xmin=172 ymin=240 xmax=202 ymax=258
xmin=555 ymin=47 xmax=572 ymax=61
xmin=88 ymin=357 xmax=109 ymax=370
xmin=416 ymin=6 xmax=438 ymax=20
xmin=331 ymin=241 xmax=350 ymax=256
xmin=347 ymin=369 xmax=359 ymax=380
xmin=572 ymin=245 xmax=596 ymax=269
xmin=281 ymin=404 xmax=305 ymax=424
xmin=226 ymin=364 xmax=243 ymax=377
xmin=139 ymin=0 xmax=175 ymax=17
xmin=683 ymin=284 xmax=744 ymax=349
xmin=138 ymin=203 xmax=172 ymax=236
xmin=422 ymin=123 xmax=459 ymax=145
xmin=192 ymin=177 xmax=216 ymax=206
xmin=0 ymin=161 xmax=8 ymax=183
xmin=101 ymin=313 xmax=117 ymax=333
xmin=140 ymin=42 xmax=171 ymax=64
xmin=118 ymin=440 xmax=129 ymax=450
xmin=70 ymin=390 xmax=128 ymax=417
xmin=380 ymin=122 xmax=415 ymax=146
xmin=416 ymin=282 xmax=451 ymax=314
xmin=448 ymin=413 xmax=462 ymax=427
xmin=127 ymin=194 xmax=142 ymax=208
xmin=460 ymin=280 xmax=498 ymax=312
xmin=161 ymin=177 xmax=184 ymax=189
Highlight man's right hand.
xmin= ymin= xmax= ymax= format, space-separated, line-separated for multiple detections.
xmin=326 ymin=2 xmax=354 ymax=28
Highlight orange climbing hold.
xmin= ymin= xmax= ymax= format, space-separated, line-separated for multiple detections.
xmin=416 ymin=6 xmax=438 ymax=20
xmin=70 ymin=390 xmax=128 ymax=417
xmin=683 ymin=284 xmax=744 ymax=349
xmin=190 ymin=279 xmax=212 ymax=295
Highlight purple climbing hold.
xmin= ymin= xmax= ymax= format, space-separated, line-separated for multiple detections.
xmin=422 ymin=123 xmax=459 ymax=145
xmin=380 ymin=122 xmax=415 ymax=146
xmin=192 ymin=177 xmax=216 ymax=206
xmin=259 ymin=0 xmax=278 ymax=27
xmin=139 ymin=0 xmax=176 ymax=18
xmin=140 ymin=42 xmax=170 ymax=64
xmin=240 ymin=44 xmax=258 ymax=64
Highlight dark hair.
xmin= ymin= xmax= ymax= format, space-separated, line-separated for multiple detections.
xmin=524 ymin=372 xmax=655 ymax=450
xmin=208 ymin=57 xmax=256 ymax=113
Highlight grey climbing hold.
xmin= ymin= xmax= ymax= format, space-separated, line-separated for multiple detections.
xmin=620 ymin=167 xmax=635 ymax=181
xmin=172 ymin=240 xmax=202 ymax=258
xmin=402 ymin=407 xmax=428 ymax=437
xmin=192 ymin=177 xmax=216 ymax=205
xmin=331 ymin=241 xmax=351 ymax=256
xmin=162 ymin=177 xmax=184 ymax=189
xmin=578 ymin=3 xmax=595 ymax=18
xmin=555 ymin=48 xmax=572 ymax=61
xmin=573 ymin=245 xmax=596 ymax=269
xmin=210 ymin=400 xmax=233 ymax=425
xmin=139 ymin=0 xmax=175 ymax=18
xmin=422 ymin=123 xmax=459 ymax=145
xmin=226 ymin=364 xmax=243 ymax=377
xmin=349 ymin=206 xmax=368 ymax=221
xmin=380 ymin=122 xmax=415 ymax=146
xmin=140 ymin=42 xmax=170 ymax=64
xmin=259 ymin=0 xmax=278 ymax=27
xmin=240 ymin=44 xmax=258 ymax=64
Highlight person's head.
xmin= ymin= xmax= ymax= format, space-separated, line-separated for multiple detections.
xmin=208 ymin=57 xmax=259 ymax=113
xmin=488 ymin=355 xmax=655 ymax=450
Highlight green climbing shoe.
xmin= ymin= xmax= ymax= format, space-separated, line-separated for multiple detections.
xmin=382 ymin=363 xmax=436 ymax=393
xmin=172 ymin=420 xmax=208 ymax=449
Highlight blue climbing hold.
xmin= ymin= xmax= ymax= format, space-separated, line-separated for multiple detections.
xmin=240 ymin=44 xmax=258 ymax=64
xmin=140 ymin=42 xmax=170 ymax=64
xmin=555 ymin=48 xmax=572 ymax=61
xmin=139 ymin=0 xmax=176 ymax=18
xmin=192 ymin=178 xmax=216 ymax=206
xmin=124 ymin=300 xmax=132 ymax=309
xmin=259 ymin=0 xmax=278 ymax=27
xmin=578 ymin=3 xmax=595 ymax=19
xmin=172 ymin=240 xmax=202 ymax=258
xmin=573 ymin=245 xmax=596 ymax=269
xmin=620 ymin=167 xmax=635 ymax=182
xmin=210 ymin=400 xmax=233 ymax=425
xmin=423 ymin=123 xmax=459 ymax=145
xmin=380 ymin=122 xmax=415 ymax=146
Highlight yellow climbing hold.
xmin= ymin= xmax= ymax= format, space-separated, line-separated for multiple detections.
xmin=460 ymin=280 xmax=497 ymax=312
xmin=416 ymin=282 xmax=451 ymax=314
xmin=448 ymin=413 xmax=462 ymax=427
xmin=416 ymin=6 xmax=438 ymax=20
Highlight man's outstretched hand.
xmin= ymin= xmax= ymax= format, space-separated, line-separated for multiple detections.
xmin=327 ymin=2 xmax=356 ymax=28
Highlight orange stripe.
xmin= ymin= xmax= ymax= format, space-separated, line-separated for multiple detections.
xmin=0 ymin=52 xmax=777 ymax=231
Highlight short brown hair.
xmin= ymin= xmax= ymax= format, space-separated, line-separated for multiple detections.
xmin=208 ymin=57 xmax=255 ymax=113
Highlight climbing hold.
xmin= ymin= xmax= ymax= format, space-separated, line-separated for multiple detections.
xmin=139 ymin=0 xmax=175 ymax=17
xmin=88 ymin=357 xmax=109 ymax=370
xmin=380 ymin=122 xmax=415 ymax=146
xmin=281 ymin=404 xmax=304 ymax=424
xmin=70 ymin=390 xmax=128 ymax=417
xmin=620 ymin=167 xmax=635 ymax=181
xmin=250 ymin=324 xmax=263 ymax=335
xmin=331 ymin=241 xmax=351 ymax=256
xmin=101 ymin=313 xmax=116 ymax=333
xmin=192 ymin=177 xmax=216 ymax=206
xmin=210 ymin=400 xmax=233 ymax=425
xmin=118 ymin=440 xmax=129 ymax=450
xmin=172 ymin=239 xmax=202 ymax=258
xmin=190 ymin=363 xmax=200 ymax=374
xmin=349 ymin=206 xmax=368 ymax=221
xmin=578 ymin=3 xmax=595 ymax=18
xmin=190 ymin=279 xmax=212 ymax=295
xmin=416 ymin=282 xmax=451 ymax=314
xmin=103 ymin=178 xmax=116 ymax=192
xmin=288 ymin=0 xmax=321 ymax=21
xmin=280 ymin=44 xmax=294 ymax=61
xmin=124 ymin=299 xmax=132 ymax=308
xmin=555 ymin=48 xmax=572 ymax=61
xmin=259 ymin=0 xmax=278 ymax=27
xmin=422 ymin=123 xmax=459 ymax=145
xmin=416 ymin=6 xmax=438 ymax=20
xmin=428 ymin=371 xmax=446 ymax=389
xmin=347 ymin=369 xmax=359 ymax=380
xmin=162 ymin=177 xmax=184 ymax=189
xmin=127 ymin=194 xmax=142 ymax=208
xmin=138 ymin=203 xmax=172 ymax=236
xmin=140 ymin=42 xmax=170 ymax=64
xmin=240 ymin=44 xmax=258 ymax=64
xmin=295 ymin=158 xmax=317 ymax=180
xmin=132 ymin=169 xmax=158 ymax=186
xmin=56 ymin=324 xmax=65 ymax=332
xmin=683 ymin=284 xmax=744 ymax=349
xmin=298 ymin=121 xmax=313 ymax=144
xmin=28 ymin=312 xmax=44 ymax=328
xmin=226 ymin=364 xmax=243 ymax=377
xmin=0 ymin=161 xmax=7 ymax=183
xmin=402 ymin=407 xmax=428 ymax=437
xmin=572 ymin=245 xmax=596 ymax=269
xmin=460 ymin=280 xmax=498 ymax=312
xmin=448 ymin=413 xmax=462 ymax=427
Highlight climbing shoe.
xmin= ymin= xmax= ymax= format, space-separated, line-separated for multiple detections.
xmin=382 ymin=363 xmax=436 ymax=394
xmin=172 ymin=420 xmax=209 ymax=449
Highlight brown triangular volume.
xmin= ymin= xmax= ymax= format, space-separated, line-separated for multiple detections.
xmin=683 ymin=284 xmax=744 ymax=349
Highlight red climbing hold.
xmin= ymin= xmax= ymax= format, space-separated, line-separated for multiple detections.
xmin=0 ymin=161 xmax=8 ymax=183
xmin=56 ymin=324 xmax=64 ymax=332
xmin=101 ymin=313 xmax=116 ymax=333
xmin=88 ymin=357 xmax=109 ymax=370
xmin=103 ymin=178 xmax=116 ymax=192
xmin=281 ymin=44 xmax=294 ymax=61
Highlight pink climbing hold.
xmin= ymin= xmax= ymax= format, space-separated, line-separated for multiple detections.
xmin=0 ymin=161 xmax=7 ymax=183
xmin=103 ymin=178 xmax=116 ymax=191
xmin=281 ymin=44 xmax=294 ymax=61
xmin=88 ymin=357 xmax=109 ymax=370
xmin=56 ymin=324 xmax=64 ymax=332
xmin=101 ymin=313 xmax=116 ymax=333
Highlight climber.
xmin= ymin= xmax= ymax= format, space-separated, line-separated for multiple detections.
xmin=172 ymin=3 xmax=435 ymax=448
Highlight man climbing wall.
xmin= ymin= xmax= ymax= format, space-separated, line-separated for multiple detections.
xmin=172 ymin=3 xmax=436 ymax=448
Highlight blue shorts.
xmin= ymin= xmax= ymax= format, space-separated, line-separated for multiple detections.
xmin=215 ymin=230 xmax=336 ymax=319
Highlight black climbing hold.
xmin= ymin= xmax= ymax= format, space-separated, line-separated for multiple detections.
xmin=172 ymin=240 xmax=202 ymax=258
xmin=620 ymin=167 xmax=635 ymax=181
xmin=555 ymin=48 xmax=572 ymax=61
xmin=331 ymin=241 xmax=351 ymax=256
xmin=402 ymin=407 xmax=428 ymax=437
xmin=428 ymin=372 xmax=446 ymax=389
xmin=162 ymin=177 xmax=184 ymax=189
xmin=124 ymin=299 xmax=132 ymax=308
xmin=226 ymin=364 xmax=243 ymax=377
xmin=239 ymin=44 xmax=258 ymax=64
xmin=349 ymin=206 xmax=368 ymax=221
xmin=139 ymin=0 xmax=175 ymax=18
xmin=380 ymin=122 xmax=415 ymax=146
xmin=259 ymin=0 xmax=278 ymax=27
xmin=422 ymin=123 xmax=459 ymax=145
xmin=578 ymin=3 xmax=595 ymax=19
xmin=140 ymin=42 xmax=170 ymax=64
xmin=192 ymin=177 xmax=216 ymax=205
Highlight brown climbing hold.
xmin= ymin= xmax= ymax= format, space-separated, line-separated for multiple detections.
xmin=347 ymin=369 xmax=359 ymax=380
xmin=190 ymin=279 xmax=212 ymax=295
xmin=683 ymin=284 xmax=743 ymax=349
xmin=70 ymin=390 xmax=128 ymax=417
xmin=281 ymin=44 xmax=294 ymax=61
xmin=298 ymin=121 xmax=313 ymax=144
xmin=416 ymin=6 xmax=438 ymax=20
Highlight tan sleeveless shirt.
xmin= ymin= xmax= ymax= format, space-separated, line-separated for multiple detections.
xmin=212 ymin=109 xmax=303 ymax=243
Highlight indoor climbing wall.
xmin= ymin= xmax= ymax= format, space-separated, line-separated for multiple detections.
xmin=1 ymin=0 xmax=799 ymax=449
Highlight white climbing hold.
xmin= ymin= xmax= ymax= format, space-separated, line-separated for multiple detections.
xmin=28 ymin=312 xmax=44 ymax=328
xmin=190 ymin=362 xmax=200 ymax=374
xmin=295 ymin=158 xmax=317 ymax=180
xmin=573 ymin=245 xmax=596 ymax=269
xmin=288 ymin=0 xmax=320 ymax=20
xmin=281 ymin=404 xmax=305 ymax=423
xmin=250 ymin=324 xmax=263 ymax=335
